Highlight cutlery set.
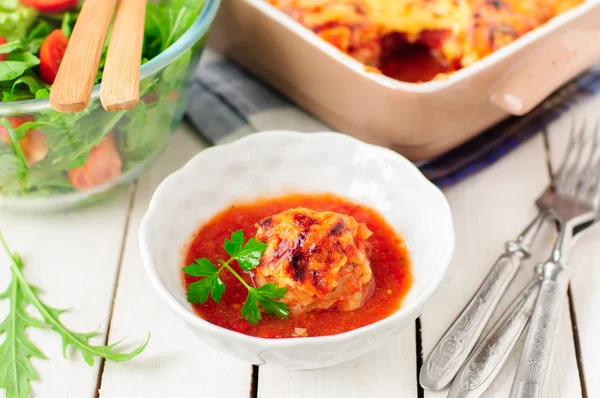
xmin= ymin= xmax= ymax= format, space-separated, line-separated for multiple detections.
xmin=420 ymin=120 xmax=600 ymax=398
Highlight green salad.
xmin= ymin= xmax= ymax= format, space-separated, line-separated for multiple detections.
xmin=0 ymin=0 xmax=206 ymax=199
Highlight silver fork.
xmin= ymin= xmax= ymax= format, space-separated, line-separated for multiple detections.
xmin=420 ymin=167 xmax=549 ymax=390
xmin=509 ymin=120 xmax=600 ymax=398
xmin=446 ymin=120 xmax=600 ymax=398
xmin=419 ymin=213 xmax=546 ymax=391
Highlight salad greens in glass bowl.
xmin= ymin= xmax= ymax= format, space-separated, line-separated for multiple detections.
xmin=0 ymin=0 xmax=220 ymax=212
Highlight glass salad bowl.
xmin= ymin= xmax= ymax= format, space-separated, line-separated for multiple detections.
xmin=0 ymin=0 xmax=220 ymax=212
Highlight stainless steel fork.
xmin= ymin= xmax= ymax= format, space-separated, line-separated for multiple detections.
xmin=447 ymin=119 xmax=600 ymax=398
xmin=509 ymin=120 xmax=600 ymax=398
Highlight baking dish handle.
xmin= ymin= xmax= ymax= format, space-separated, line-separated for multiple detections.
xmin=490 ymin=29 xmax=600 ymax=116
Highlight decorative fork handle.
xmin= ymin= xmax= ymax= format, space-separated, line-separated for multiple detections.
xmin=509 ymin=261 xmax=572 ymax=398
xmin=420 ymin=213 xmax=545 ymax=391
xmin=448 ymin=278 xmax=541 ymax=398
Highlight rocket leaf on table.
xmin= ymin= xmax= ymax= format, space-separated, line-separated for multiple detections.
xmin=0 ymin=232 xmax=150 ymax=398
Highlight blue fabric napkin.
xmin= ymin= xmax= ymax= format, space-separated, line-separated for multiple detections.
xmin=186 ymin=48 xmax=600 ymax=188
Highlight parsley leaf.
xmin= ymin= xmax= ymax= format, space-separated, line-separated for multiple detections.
xmin=223 ymin=230 xmax=268 ymax=271
xmin=243 ymin=284 xmax=290 ymax=325
xmin=184 ymin=230 xmax=288 ymax=325
xmin=184 ymin=259 xmax=225 ymax=303
xmin=241 ymin=294 xmax=262 ymax=325
xmin=223 ymin=230 xmax=245 ymax=256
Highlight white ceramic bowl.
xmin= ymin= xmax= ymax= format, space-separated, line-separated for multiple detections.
xmin=140 ymin=131 xmax=454 ymax=370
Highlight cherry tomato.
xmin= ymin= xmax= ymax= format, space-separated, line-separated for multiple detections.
xmin=168 ymin=90 xmax=180 ymax=102
xmin=20 ymin=0 xmax=78 ymax=13
xmin=0 ymin=36 xmax=7 ymax=62
xmin=39 ymin=29 xmax=68 ymax=85
xmin=0 ymin=116 xmax=49 ymax=165
xmin=0 ymin=116 xmax=33 ymax=143
xmin=20 ymin=130 xmax=49 ymax=164
xmin=68 ymin=134 xmax=122 ymax=191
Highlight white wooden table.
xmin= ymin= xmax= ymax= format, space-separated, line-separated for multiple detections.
xmin=1 ymin=98 xmax=599 ymax=398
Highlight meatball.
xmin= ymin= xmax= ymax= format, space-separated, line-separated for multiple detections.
xmin=254 ymin=207 xmax=375 ymax=314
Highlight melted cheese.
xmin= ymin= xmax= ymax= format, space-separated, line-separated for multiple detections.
xmin=269 ymin=0 xmax=583 ymax=81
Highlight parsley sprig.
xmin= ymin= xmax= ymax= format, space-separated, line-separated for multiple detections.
xmin=183 ymin=230 xmax=290 ymax=325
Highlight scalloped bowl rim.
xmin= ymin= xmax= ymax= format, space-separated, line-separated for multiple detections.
xmin=140 ymin=131 xmax=454 ymax=349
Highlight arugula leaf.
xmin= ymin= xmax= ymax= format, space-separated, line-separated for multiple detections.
xmin=6 ymin=51 xmax=39 ymax=67
xmin=0 ymin=62 xmax=28 ymax=82
xmin=0 ymin=52 xmax=39 ymax=82
xmin=2 ymin=89 xmax=33 ymax=102
xmin=116 ymin=79 xmax=172 ymax=168
xmin=0 ymin=118 xmax=27 ymax=169
xmin=60 ymin=12 xmax=74 ymax=38
xmin=143 ymin=0 xmax=205 ymax=58
xmin=0 ymin=152 xmax=24 ymax=187
xmin=0 ymin=253 xmax=46 ymax=398
xmin=12 ymin=75 xmax=44 ymax=95
xmin=34 ymin=88 xmax=49 ymax=98
xmin=0 ymin=231 xmax=150 ymax=398
xmin=183 ymin=258 xmax=225 ymax=303
xmin=30 ymin=104 xmax=125 ymax=169
xmin=25 ymin=20 xmax=52 ymax=53
xmin=27 ymin=20 xmax=52 ymax=41
xmin=0 ymin=142 xmax=26 ymax=195
xmin=161 ymin=49 xmax=192 ymax=84
xmin=0 ymin=39 xmax=23 ymax=55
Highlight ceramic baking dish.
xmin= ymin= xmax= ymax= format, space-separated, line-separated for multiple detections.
xmin=208 ymin=0 xmax=600 ymax=160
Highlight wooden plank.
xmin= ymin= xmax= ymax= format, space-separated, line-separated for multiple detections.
xmin=0 ymin=187 xmax=131 ymax=397
xmin=568 ymin=227 xmax=600 ymax=397
xmin=258 ymin=326 xmax=418 ymax=398
xmin=420 ymin=133 xmax=582 ymax=397
xmin=98 ymin=126 xmax=253 ymax=398
xmin=547 ymin=97 xmax=600 ymax=398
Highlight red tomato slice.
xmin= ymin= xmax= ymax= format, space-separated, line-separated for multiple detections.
xmin=0 ymin=36 xmax=7 ymax=62
xmin=20 ymin=0 xmax=78 ymax=13
xmin=39 ymin=29 xmax=68 ymax=85
xmin=0 ymin=116 xmax=49 ymax=165
xmin=68 ymin=134 xmax=122 ymax=191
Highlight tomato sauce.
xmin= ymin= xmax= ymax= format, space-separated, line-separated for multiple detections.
xmin=378 ymin=31 xmax=454 ymax=83
xmin=183 ymin=193 xmax=412 ymax=338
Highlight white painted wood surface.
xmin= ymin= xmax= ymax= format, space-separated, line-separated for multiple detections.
xmin=548 ymin=96 xmax=600 ymax=398
xmin=0 ymin=188 xmax=131 ymax=397
xmin=97 ymin=131 xmax=253 ymax=398
xmin=421 ymin=133 xmax=582 ymax=398
xmin=258 ymin=327 xmax=418 ymax=398
xmin=1 ymin=112 xmax=599 ymax=397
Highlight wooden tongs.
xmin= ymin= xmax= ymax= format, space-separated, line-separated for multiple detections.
xmin=50 ymin=0 xmax=147 ymax=113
